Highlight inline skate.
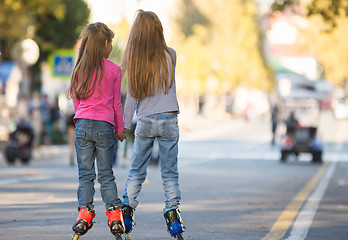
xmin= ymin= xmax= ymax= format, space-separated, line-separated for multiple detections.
xmin=122 ymin=205 xmax=135 ymax=240
xmin=72 ymin=207 xmax=95 ymax=240
xmin=106 ymin=206 xmax=125 ymax=240
xmin=164 ymin=207 xmax=185 ymax=240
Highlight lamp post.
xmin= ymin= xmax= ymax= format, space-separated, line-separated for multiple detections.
xmin=11 ymin=39 xmax=40 ymax=97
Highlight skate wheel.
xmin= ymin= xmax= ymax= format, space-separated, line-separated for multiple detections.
xmin=115 ymin=234 xmax=123 ymax=240
xmin=176 ymin=233 xmax=184 ymax=240
xmin=125 ymin=233 xmax=132 ymax=240
xmin=72 ymin=234 xmax=80 ymax=240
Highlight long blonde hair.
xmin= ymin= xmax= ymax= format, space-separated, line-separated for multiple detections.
xmin=67 ymin=22 xmax=114 ymax=100
xmin=121 ymin=10 xmax=174 ymax=99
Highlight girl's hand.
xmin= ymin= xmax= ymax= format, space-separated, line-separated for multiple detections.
xmin=114 ymin=131 xmax=126 ymax=142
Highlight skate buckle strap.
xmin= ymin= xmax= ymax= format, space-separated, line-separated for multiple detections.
xmin=164 ymin=208 xmax=185 ymax=236
xmin=123 ymin=205 xmax=135 ymax=219
xmin=72 ymin=208 xmax=95 ymax=236
xmin=106 ymin=208 xmax=124 ymax=225
xmin=77 ymin=208 xmax=95 ymax=226
xmin=164 ymin=208 xmax=182 ymax=225
xmin=105 ymin=208 xmax=125 ymax=235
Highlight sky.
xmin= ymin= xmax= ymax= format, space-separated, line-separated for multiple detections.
xmin=84 ymin=0 xmax=177 ymax=41
xmin=85 ymin=0 xmax=175 ymax=24
xmin=84 ymin=0 xmax=273 ymax=41
xmin=85 ymin=0 xmax=273 ymax=24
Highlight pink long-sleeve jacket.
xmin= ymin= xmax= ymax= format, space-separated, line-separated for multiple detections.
xmin=73 ymin=58 xmax=124 ymax=133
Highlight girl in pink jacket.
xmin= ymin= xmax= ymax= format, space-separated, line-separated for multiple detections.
xmin=67 ymin=22 xmax=126 ymax=240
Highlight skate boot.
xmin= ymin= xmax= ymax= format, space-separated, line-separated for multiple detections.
xmin=164 ymin=207 xmax=185 ymax=239
xmin=105 ymin=206 xmax=125 ymax=240
xmin=72 ymin=207 xmax=95 ymax=239
xmin=123 ymin=205 xmax=135 ymax=240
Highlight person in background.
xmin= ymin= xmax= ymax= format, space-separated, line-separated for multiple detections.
xmin=39 ymin=94 xmax=51 ymax=144
xmin=64 ymin=98 xmax=76 ymax=166
xmin=285 ymin=111 xmax=299 ymax=137
xmin=50 ymin=100 xmax=60 ymax=133
xmin=271 ymin=104 xmax=279 ymax=145
xmin=66 ymin=110 xmax=75 ymax=165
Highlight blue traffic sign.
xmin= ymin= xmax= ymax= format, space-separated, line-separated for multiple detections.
xmin=49 ymin=49 xmax=75 ymax=79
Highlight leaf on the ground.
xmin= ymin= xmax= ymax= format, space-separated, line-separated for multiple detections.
xmin=247 ymin=202 xmax=260 ymax=206
xmin=256 ymin=225 xmax=268 ymax=229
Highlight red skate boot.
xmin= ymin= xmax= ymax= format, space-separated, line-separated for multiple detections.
xmin=72 ymin=207 xmax=95 ymax=239
xmin=105 ymin=206 xmax=125 ymax=239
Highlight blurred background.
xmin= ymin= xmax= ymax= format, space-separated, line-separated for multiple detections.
xmin=0 ymin=0 xmax=346 ymax=165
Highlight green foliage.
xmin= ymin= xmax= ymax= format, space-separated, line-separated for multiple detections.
xmin=0 ymin=0 xmax=89 ymax=61
xmin=108 ymin=18 xmax=132 ymax=92
xmin=306 ymin=0 xmax=348 ymax=28
xmin=107 ymin=19 xmax=131 ymax=66
xmin=271 ymin=0 xmax=348 ymax=29
xmin=271 ymin=0 xmax=298 ymax=12
xmin=0 ymin=0 xmax=61 ymax=60
xmin=34 ymin=0 xmax=90 ymax=61
xmin=0 ymin=0 xmax=90 ymax=93
xmin=52 ymin=129 xmax=67 ymax=144
xmin=108 ymin=42 xmax=122 ymax=65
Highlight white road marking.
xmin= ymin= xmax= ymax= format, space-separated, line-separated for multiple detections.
xmin=285 ymin=161 xmax=336 ymax=240
xmin=0 ymin=175 xmax=51 ymax=185
xmin=285 ymin=120 xmax=346 ymax=240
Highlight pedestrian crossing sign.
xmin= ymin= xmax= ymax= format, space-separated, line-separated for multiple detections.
xmin=48 ymin=49 xmax=75 ymax=80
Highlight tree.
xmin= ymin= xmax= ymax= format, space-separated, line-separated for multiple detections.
xmin=108 ymin=17 xmax=131 ymax=92
xmin=176 ymin=0 xmax=210 ymax=37
xmin=270 ymin=0 xmax=348 ymax=85
xmin=298 ymin=16 xmax=348 ymax=85
xmin=0 ymin=0 xmax=63 ymax=60
xmin=34 ymin=0 xmax=90 ymax=62
xmin=271 ymin=0 xmax=348 ymax=28
xmin=0 ymin=0 xmax=90 ymax=92
xmin=306 ymin=0 xmax=348 ymax=29
xmin=202 ymin=0 xmax=271 ymax=91
xmin=271 ymin=0 xmax=298 ymax=12
xmin=173 ymin=0 xmax=272 ymax=96
xmin=33 ymin=0 xmax=89 ymax=92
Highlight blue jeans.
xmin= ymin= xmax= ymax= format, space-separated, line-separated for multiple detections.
xmin=75 ymin=119 xmax=122 ymax=210
xmin=123 ymin=113 xmax=181 ymax=209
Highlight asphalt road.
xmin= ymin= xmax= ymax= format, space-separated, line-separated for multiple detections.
xmin=1 ymin=110 xmax=348 ymax=240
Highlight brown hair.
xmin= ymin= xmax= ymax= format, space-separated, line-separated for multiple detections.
xmin=67 ymin=22 xmax=114 ymax=100
xmin=121 ymin=10 xmax=174 ymax=99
